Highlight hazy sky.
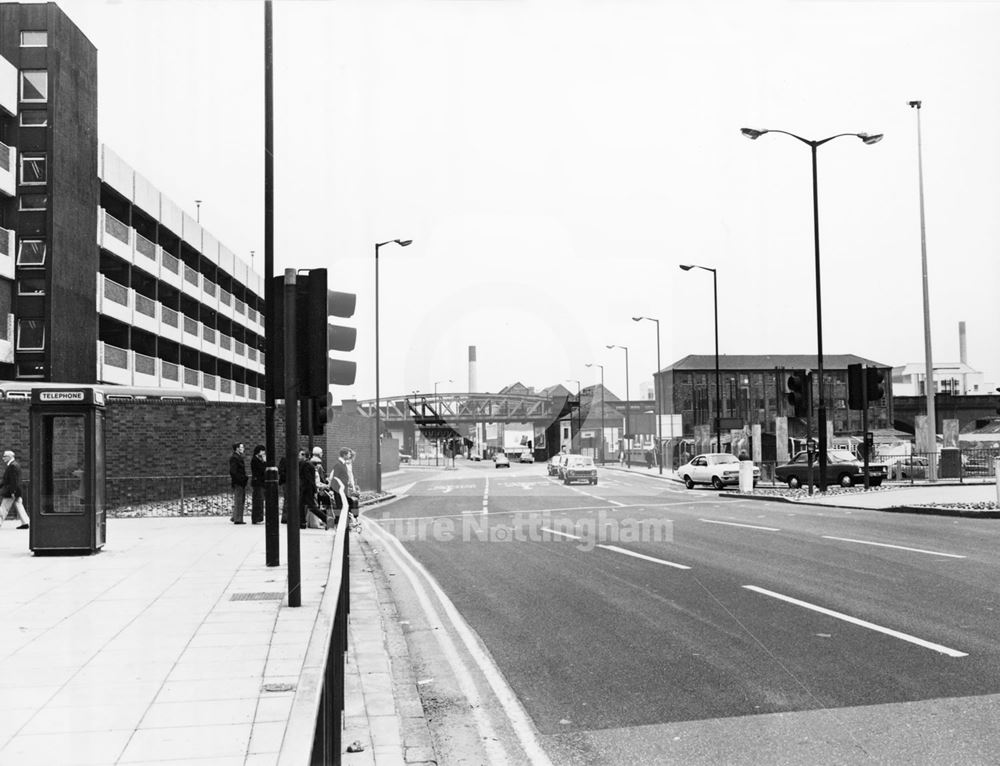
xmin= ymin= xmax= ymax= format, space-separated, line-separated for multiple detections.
xmin=55 ymin=0 xmax=1000 ymax=403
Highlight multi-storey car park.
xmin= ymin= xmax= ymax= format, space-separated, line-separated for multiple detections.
xmin=0 ymin=2 xmax=265 ymax=402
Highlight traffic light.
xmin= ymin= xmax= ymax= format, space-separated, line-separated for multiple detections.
xmin=847 ymin=363 xmax=864 ymax=410
xmin=301 ymin=391 xmax=334 ymax=436
xmin=786 ymin=370 xmax=810 ymax=417
xmin=866 ymin=366 xmax=885 ymax=402
xmin=267 ymin=269 xmax=358 ymax=400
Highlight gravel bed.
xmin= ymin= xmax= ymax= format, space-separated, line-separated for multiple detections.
xmin=734 ymin=483 xmax=998 ymax=511
xmin=108 ymin=489 xmax=392 ymax=519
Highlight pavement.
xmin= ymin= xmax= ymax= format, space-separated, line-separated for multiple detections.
xmin=605 ymin=462 xmax=1000 ymax=512
xmin=0 ymin=509 xmax=436 ymax=766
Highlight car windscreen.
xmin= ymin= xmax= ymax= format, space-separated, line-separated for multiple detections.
xmin=567 ymin=458 xmax=593 ymax=467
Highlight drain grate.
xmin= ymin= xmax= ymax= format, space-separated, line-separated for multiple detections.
xmin=230 ymin=592 xmax=285 ymax=601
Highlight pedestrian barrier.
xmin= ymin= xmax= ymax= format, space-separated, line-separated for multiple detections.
xmin=277 ymin=516 xmax=350 ymax=766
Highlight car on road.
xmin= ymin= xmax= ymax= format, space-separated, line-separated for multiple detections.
xmin=546 ymin=455 xmax=562 ymax=476
xmin=399 ymin=453 xmax=412 ymax=465
xmin=519 ymin=451 xmax=534 ymax=464
xmin=886 ymin=455 xmax=929 ymax=479
xmin=775 ymin=449 xmax=886 ymax=488
xmin=676 ymin=453 xmax=759 ymax=490
xmin=561 ymin=455 xmax=597 ymax=485
xmin=494 ymin=453 xmax=510 ymax=468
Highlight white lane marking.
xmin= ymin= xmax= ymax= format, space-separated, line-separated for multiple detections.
xmin=699 ymin=519 xmax=780 ymax=532
xmin=482 ymin=476 xmax=489 ymax=514
xmin=597 ymin=544 xmax=691 ymax=570
xmin=369 ymin=521 xmax=554 ymax=765
xmin=540 ymin=527 xmax=581 ymax=540
xmin=743 ymin=585 xmax=968 ymax=658
xmin=821 ymin=536 xmax=966 ymax=559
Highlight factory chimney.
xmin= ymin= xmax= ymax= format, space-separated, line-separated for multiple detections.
xmin=468 ymin=345 xmax=477 ymax=393
xmin=959 ymin=321 xmax=967 ymax=365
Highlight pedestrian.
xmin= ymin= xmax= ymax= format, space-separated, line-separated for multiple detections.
xmin=644 ymin=449 xmax=653 ymax=469
xmin=309 ymin=447 xmax=331 ymax=528
xmin=298 ymin=448 xmax=319 ymax=529
xmin=618 ymin=449 xmax=625 ymax=467
xmin=0 ymin=449 xmax=30 ymax=529
xmin=229 ymin=443 xmax=248 ymax=524
xmin=331 ymin=448 xmax=360 ymax=530
xmin=249 ymin=444 xmax=266 ymax=524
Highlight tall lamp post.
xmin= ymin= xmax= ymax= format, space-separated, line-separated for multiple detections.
xmin=633 ymin=316 xmax=664 ymax=474
xmin=434 ymin=379 xmax=453 ymax=467
xmin=908 ymin=101 xmax=937 ymax=479
xmin=679 ymin=265 xmax=721 ymax=453
xmin=374 ymin=238 xmax=412 ymax=492
xmin=565 ymin=379 xmax=581 ymax=453
xmin=741 ymin=126 xmax=882 ymax=491
xmin=585 ymin=363 xmax=605 ymax=463
xmin=606 ymin=344 xmax=631 ymax=468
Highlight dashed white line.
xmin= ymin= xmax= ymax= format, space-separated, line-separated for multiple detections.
xmin=597 ymin=545 xmax=691 ymax=570
xmin=482 ymin=476 xmax=489 ymax=514
xmin=821 ymin=536 xmax=966 ymax=559
xmin=699 ymin=519 xmax=780 ymax=532
xmin=743 ymin=585 xmax=968 ymax=658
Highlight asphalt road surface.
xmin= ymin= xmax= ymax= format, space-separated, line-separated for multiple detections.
xmin=373 ymin=460 xmax=1000 ymax=764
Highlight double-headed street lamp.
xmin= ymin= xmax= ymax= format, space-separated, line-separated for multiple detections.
xmin=742 ymin=126 xmax=881 ymax=492
xmin=565 ymin=379 xmax=581 ymax=452
xmin=585 ymin=363 xmax=605 ymax=463
xmin=633 ymin=316 xmax=664 ymax=474
xmin=678 ymin=265 xmax=721 ymax=453
xmin=374 ymin=238 xmax=413 ymax=492
xmin=606 ymin=344 xmax=631 ymax=468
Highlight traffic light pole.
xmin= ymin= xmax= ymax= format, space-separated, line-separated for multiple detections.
xmin=263 ymin=0 xmax=279 ymax=568
xmin=862 ymin=366 xmax=870 ymax=489
xmin=283 ymin=270 xmax=301 ymax=608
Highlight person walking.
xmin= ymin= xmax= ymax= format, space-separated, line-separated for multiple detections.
xmin=249 ymin=445 xmax=266 ymax=525
xmin=0 ymin=450 xmax=30 ymax=529
xmin=308 ymin=447 xmax=331 ymax=528
xmin=298 ymin=448 xmax=319 ymax=529
xmin=331 ymin=448 xmax=360 ymax=530
xmin=229 ymin=443 xmax=248 ymax=524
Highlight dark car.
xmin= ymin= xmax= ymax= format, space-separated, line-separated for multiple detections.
xmin=561 ymin=455 xmax=597 ymax=485
xmin=776 ymin=449 xmax=886 ymax=489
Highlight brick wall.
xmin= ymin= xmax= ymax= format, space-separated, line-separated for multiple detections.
xmin=0 ymin=399 xmax=383 ymax=511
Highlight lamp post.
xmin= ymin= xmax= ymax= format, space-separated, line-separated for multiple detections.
xmin=678 ymin=265 xmax=721 ymax=453
xmin=566 ymin=379 xmax=581 ymax=453
xmin=606 ymin=344 xmax=631 ymax=468
xmin=908 ymin=101 xmax=937 ymax=480
xmin=741 ymin=126 xmax=882 ymax=492
xmin=633 ymin=316 xmax=664 ymax=474
xmin=374 ymin=238 xmax=412 ymax=492
xmin=585 ymin=363 xmax=605 ymax=464
xmin=195 ymin=199 xmax=202 ymax=223
xmin=434 ymin=379 xmax=453 ymax=467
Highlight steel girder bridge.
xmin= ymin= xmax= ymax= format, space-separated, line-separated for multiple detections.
xmin=355 ymin=392 xmax=573 ymax=430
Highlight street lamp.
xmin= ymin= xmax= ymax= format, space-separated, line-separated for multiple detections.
xmin=374 ymin=238 xmax=413 ymax=492
xmin=909 ymin=101 xmax=937 ymax=479
xmin=565 ymin=379 xmax=581 ymax=453
xmin=585 ymin=363 xmax=605 ymax=464
xmin=742 ymin=126 xmax=881 ymax=491
xmin=606 ymin=344 xmax=631 ymax=468
xmin=633 ymin=316 xmax=664 ymax=474
xmin=678 ymin=265 xmax=721 ymax=453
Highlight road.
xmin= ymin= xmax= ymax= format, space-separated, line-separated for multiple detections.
xmin=371 ymin=460 xmax=1000 ymax=764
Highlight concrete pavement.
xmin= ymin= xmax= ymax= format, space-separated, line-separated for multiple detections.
xmin=0 ymin=512 xmax=436 ymax=766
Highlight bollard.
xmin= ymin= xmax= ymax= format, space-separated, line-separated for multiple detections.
xmin=265 ymin=466 xmax=279 ymax=567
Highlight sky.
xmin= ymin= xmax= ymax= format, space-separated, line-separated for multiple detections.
xmin=52 ymin=0 xmax=1000 ymax=404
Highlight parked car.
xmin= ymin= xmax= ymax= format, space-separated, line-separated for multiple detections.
xmin=519 ymin=452 xmax=534 ymax=464
xmin=676 ymin=453 xmax=759 ymax=490
xmin=775 ymin=449 xmax=886 ymax=489
xmin=468 ymin=452 xmax=482 ymax=461
xmin=546 ymin=455 xmax=564 ymax=476
xmin=555 ymin=453 xmax=574 ymax=480
xmin=561 ymin=455 xmax=597 ymax=485
xmin=494 ymin=453 xmax=510 ymax=468
xmin=888 ymin=455 xmax=929 ymax=479
xmin=399 ymin=453 xmax=412 ymax=465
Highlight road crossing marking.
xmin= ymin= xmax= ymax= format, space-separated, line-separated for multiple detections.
xmin=821 ymin=536 xmax=966 ymax=559
xmin=699 ymin=519 xmax=780 ymax=532
xmin=743 ymin=585 xmax=968 ymax=658
xmin=540 ymin=527 xmax=581 ymax=540
xmin=597 ymin=544 xmax=691 ymax=570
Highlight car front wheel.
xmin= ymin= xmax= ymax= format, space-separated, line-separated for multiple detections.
xmin=711 ymin=476 xmax=725 ymax=490
xmin=684 ymin=476 xmax=695 ymax=490
xmin=787 ymin=476 xmax=801 ymax=489
xmin=838 ymin=473 xmax=853 ymax=487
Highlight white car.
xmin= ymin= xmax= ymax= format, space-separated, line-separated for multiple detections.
xmin=494 ymin=453 xmax=510 ymax=468
xmin=676 ymin=453 xmax=759 ymax=490
xmin=519 ymin=452 xmax=534 ymax=463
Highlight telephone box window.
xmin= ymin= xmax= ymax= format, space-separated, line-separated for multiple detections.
xmin=40 ymin=415 xmax=86 ymax=514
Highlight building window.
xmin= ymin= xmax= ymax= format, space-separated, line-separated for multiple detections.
xmin=16 ymin=361 xmax=45 ymax=378
xmin=16 ymin=318 xmax=44 ymax=350
xmin=19 ymin=111 xmax=47 ymax=127
xmin=20 ymin=154 xmax=46 ymax=186
xmin=16 ymin=240 xmax=46 ymax=265
xmin=20 ymin=31 xmax=47 ymax=47
xmin=20 ymin=71 xmax=47 ymax=102
xmin=17 ymin=278 xmax=45 ymax=296
xmin=19 ymin=194 xmax=47 ymax=211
